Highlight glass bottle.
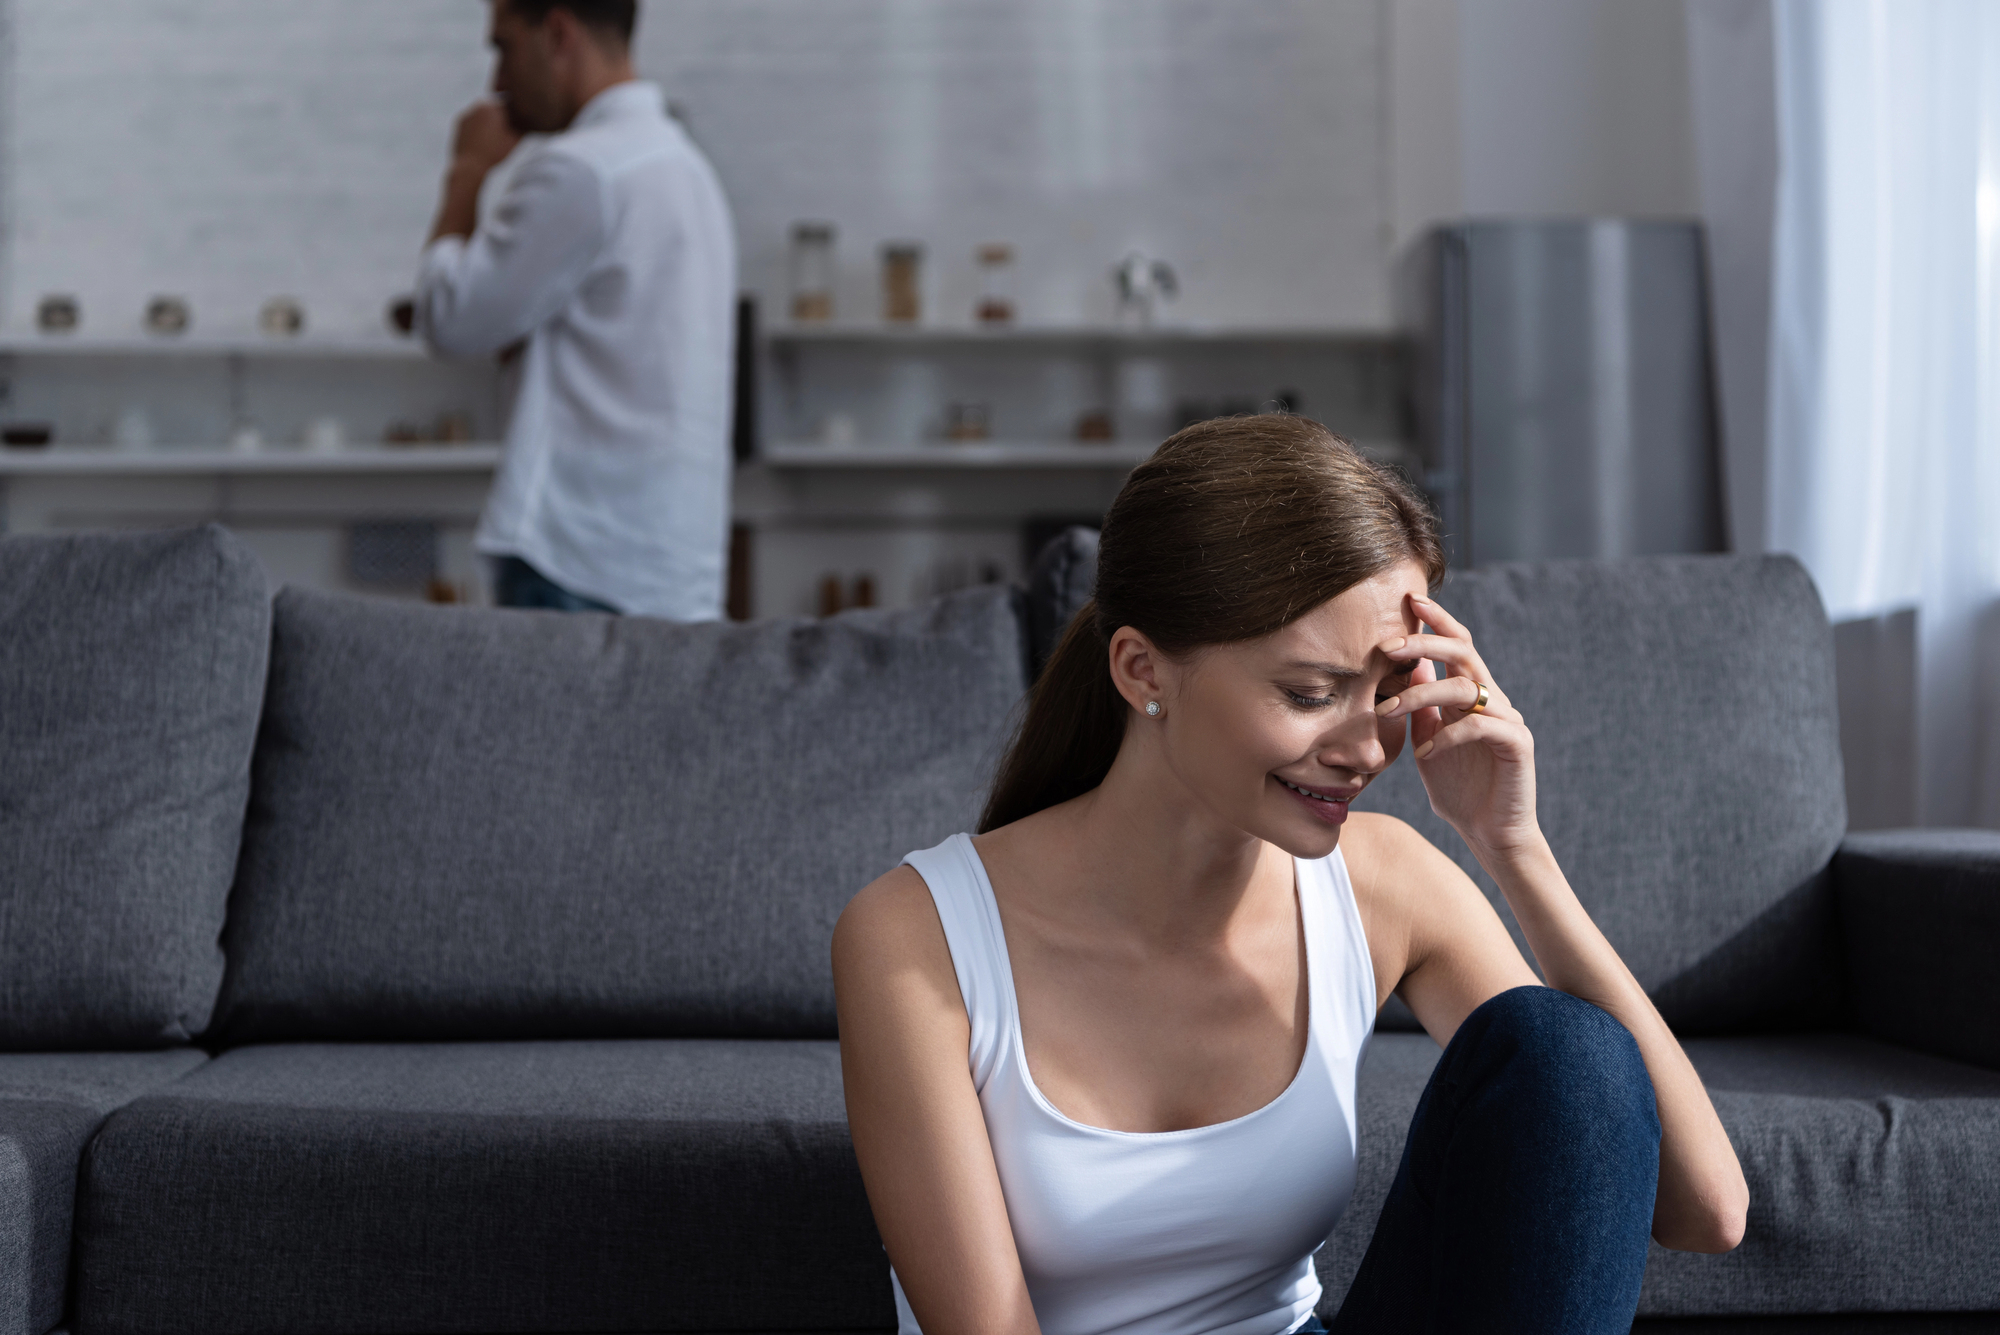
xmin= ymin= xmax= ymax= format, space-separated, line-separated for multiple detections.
xmin=882 ymin=242 xmax=923 ymax=324
xmin=976 ymin=244 xmax=1015 ymax=325
xmin=790 ymin=222 xmax=836 ymax=323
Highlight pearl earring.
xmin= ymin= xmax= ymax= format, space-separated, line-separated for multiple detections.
xmin=1145 ymin=701 xmax=1162 ymax=717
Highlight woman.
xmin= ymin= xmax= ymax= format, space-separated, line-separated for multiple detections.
xmin=833 ymin=416 xmax=1747 ymax=1334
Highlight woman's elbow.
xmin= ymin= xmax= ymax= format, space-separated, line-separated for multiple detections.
xmin=1656 ymin=1215 xmax=1745 ymax=1255
xmin=1654 ymin=1186 xmax=1748 ymax=1254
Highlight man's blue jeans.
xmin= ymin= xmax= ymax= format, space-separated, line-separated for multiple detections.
xmin=1311 ymin=985 xmax=1663 ymax=1333
xmin=491 ymin=556 xmax=618 ymax=613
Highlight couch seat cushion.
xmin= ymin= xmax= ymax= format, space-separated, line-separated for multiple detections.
xmin=1643 ymin=1035 xmax=2000 ymax=1316
xmin=0 ymin=1050 xmax=207 ymax=1335
xmin=1316 ymin=1031 xmax=2000 ymax=1319
xmin=73 ymin=1040 xmax=889 ymax=1335
xmin=0 ymin=526 xmax=270 ymax=1048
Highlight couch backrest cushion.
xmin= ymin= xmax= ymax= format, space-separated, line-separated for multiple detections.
xmin=212 ymin=586 xmax=1027 ymax=1043
xmin=0 ymin=526 xmax=270 ymax=1048
xmin=1354 ymin=555 xmax=1848 ymax=1034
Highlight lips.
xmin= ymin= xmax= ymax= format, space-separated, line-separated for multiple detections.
xmin=1278 ymin=777 xmax=1359 ymax=804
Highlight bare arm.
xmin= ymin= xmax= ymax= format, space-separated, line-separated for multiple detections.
xmin=1373 ymin=595 xmax=1749 ymax=1255
xmin=833 ymin=867 xmax=1042 ymax=1335
xmin=1343 ymin=811 xmax=1539 ymax=1040
xmin=1477 ymin=838 xmax=1745 ymax=1252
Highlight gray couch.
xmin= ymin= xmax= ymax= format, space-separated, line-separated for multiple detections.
xmin=0 ymin=524 xmax=1994 ymax=1335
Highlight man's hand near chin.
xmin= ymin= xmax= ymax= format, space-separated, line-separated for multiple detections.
xmin=429 ymin=100 xmax=523 ymax=244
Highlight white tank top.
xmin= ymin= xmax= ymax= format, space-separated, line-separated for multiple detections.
xmin=891 ymin=833 xmax=1377 ymax=1335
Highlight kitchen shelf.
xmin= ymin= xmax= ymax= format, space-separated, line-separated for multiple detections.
xmin=764 ymin=324 xmax=1401 ymax=349
xmin=0 ymin=334 xmax=431 ymax=359
xmin=759 ymin=442 xmax=1157 ymax=469
xmin=0 ymin=445 xmax=502 ymax=475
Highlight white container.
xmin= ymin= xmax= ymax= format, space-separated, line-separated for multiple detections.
xmin=1115 ymin=358 xmax=1172 ymax=444
xmin=303 ymin=416 xmax=347 ymax=454
xmin=113 ymin=406 xmax=153 ymax=452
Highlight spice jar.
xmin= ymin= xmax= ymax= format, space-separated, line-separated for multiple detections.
xmin=790 ymin=222 xmax=836 ymax=322
xmin=975 ymin=244 xmax=1015 ymax=325
xmin=882 ymin=242 xmax=922 ymax=324
xmin=945 ymin=403 xmax=991 ymax=441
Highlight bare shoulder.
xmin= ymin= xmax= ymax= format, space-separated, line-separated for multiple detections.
xmin=1340 ymin=816 xmax=1538 ymax=1041
xmin=1338 ymin=811 xmax=1467 ymax=908
xmin=1339 ymin=810 xmax=1429 ymax=869
xmin=1336 ymin=811 xmax=1536 ymax=1030
xmin=1341 ymin=810 xmax=1500 ymax=926
xmin=836 ymin=865 xmax=941 ymax=962
xmin=832 ymin=865 xmax=965 ymax=1022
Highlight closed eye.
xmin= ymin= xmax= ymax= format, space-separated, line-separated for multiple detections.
xmin=1283 ymin=670 xmax=1413 ymax=711
xmin=1284 ymin=687 xmax=1403 ymax=709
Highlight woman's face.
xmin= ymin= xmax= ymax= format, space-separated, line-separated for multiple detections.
xmin=1140 ymin=560 xmax=1429 ymax=858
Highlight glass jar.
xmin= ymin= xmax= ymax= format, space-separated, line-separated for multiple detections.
xmin=976 ymin=243 xmax=1015 ymax=325
xmin=945 ymin=402 xmax=991 ymax=441
xmin=789 ymin=222 xmax=836 ymax=323
xmin=882 ymin=242 xmax=923 ymax=324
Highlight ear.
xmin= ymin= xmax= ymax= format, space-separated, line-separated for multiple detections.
xmin=543 ymin=5 xmax=581 ymax=54
xmin=1107 ymin=626 xmax=1171 ymax=717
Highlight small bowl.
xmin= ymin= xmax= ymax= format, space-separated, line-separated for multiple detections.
xmin=36 ymin=295 xmax=79 ymax=333
xmin=144 ymin=296 xmax=191 ymax=336
xmin=259 ymin=297 xmax=305 ymax=337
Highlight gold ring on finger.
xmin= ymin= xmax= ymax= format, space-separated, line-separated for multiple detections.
xmin=1469 ymin=681 xmax=1490 ymax=715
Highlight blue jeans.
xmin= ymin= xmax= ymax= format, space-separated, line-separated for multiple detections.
xmin=1306 ymin=985 xmax=1662 ymax=1334
xmin=491 ymin=556 xmax=618 ymax=613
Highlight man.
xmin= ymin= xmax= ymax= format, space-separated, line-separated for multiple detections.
xmin=417 ymin=0 xmax=736 ymax=617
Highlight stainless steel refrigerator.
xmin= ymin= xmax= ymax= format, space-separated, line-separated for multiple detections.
xmin=1408 ymin=220 xmax=1726 ymax=568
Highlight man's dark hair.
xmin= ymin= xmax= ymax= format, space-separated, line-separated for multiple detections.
xmin=505 ymin=0 xmax=637 ymax=44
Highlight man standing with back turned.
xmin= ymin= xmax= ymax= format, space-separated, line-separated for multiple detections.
xmin=417 ymin=0 xmax=736 ymax=617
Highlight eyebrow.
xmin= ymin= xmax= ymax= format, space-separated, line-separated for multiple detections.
xmin=1280 ymin=659 xmax=1416 ymax=680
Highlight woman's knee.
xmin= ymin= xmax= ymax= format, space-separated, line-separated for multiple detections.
xmin=1456 ymin=986 xmax=1658 ymax=1138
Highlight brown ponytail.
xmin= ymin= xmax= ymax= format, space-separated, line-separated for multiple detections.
xmin=979 ymin=414 xmax=1444 ymax=833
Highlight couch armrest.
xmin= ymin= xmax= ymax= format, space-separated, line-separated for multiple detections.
xmin=1835 ymin=829 xmax=2000 ymax=1070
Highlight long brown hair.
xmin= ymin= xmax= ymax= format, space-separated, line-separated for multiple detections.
xmin=979 ymin=414 xmax=1445 ymax=833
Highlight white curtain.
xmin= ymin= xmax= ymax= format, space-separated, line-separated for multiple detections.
xmin=1764 ymin=0 xmax=2000 ymax=828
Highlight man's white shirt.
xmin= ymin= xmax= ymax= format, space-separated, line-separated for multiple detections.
xmin=417 ymin=80 xmax=736 ymax=620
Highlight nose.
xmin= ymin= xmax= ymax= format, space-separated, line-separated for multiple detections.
xmin=1317 ymin=708 xmax=1387 ymax=778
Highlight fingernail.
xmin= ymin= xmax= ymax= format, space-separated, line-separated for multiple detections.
xmin=1414 ymin=739 xmax=1434 ymax=760
xmin=1384 ymin=637 xmax=1407 ymax=652
xmin=1412 ymin=595 xmax=1432 ymax=605
xmin=1375 ymin=696 xmax=1400 ymax=716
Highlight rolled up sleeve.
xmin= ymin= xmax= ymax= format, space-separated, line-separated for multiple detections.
xmin=416 ymin=150 xmax=605 ymax=360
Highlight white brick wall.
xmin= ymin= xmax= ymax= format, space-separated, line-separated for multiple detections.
xmin=6 ymin=0 xmax=488 ymax=339
xmin=3 ymin=0 xmax=1391 ymax=337
xmin=637 ymin=0 xmax=1390 ymax=328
